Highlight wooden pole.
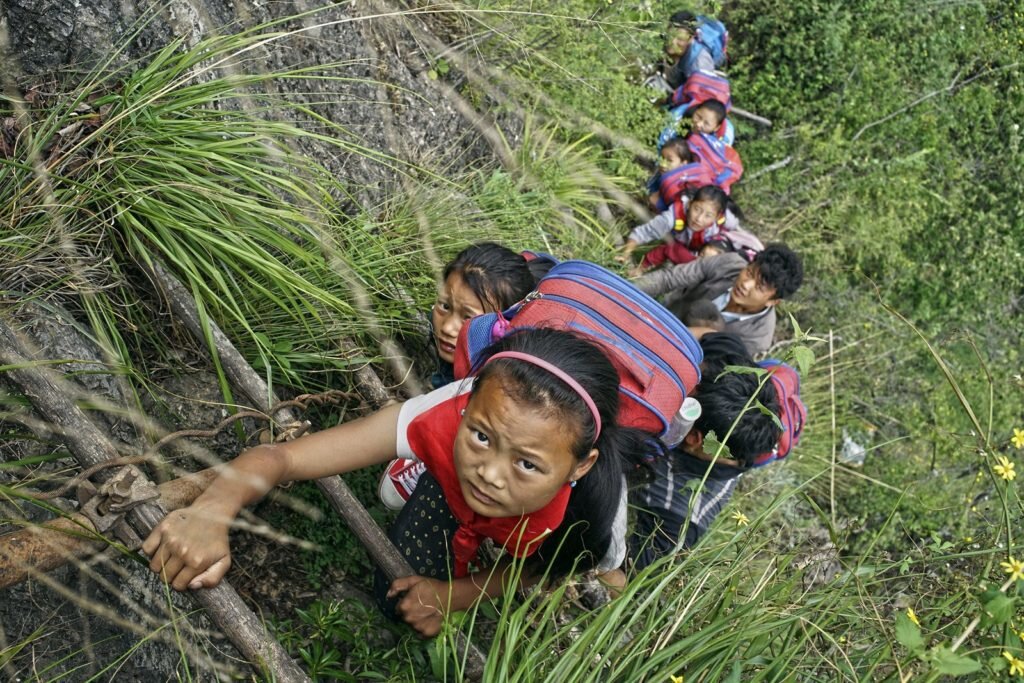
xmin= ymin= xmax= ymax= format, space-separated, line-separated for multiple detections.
xmin=147 ymin=260 xmax=488 ymax=681
xmin=0 ymin=319 xmax=310 ymax=683
xmin=730 ymin=106 xmax=773 ymax=128
xmin=0 ymin=469 xmax=217 ymax=590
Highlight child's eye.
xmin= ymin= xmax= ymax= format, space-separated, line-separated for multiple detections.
xmin=435 ymin=300 xmax=451 ymax=312
xmin=516 ymin=458 xmax=538 ymax=472
xmin=472 ymin=430 xmax=489 ymax=446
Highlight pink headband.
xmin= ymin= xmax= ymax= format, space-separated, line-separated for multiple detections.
xmin=486 ymin=351 xmax=602 ymax=445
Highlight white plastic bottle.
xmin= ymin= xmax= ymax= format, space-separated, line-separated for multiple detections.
xmin=663 ymin=397 xmax=702 ymax=448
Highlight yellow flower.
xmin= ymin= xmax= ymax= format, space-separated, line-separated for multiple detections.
xmin=670 ymin=676 xmax=684 ymax=683
xmin=1004 ymin=651 xmax=1024 ymax=676
xmin=1013 ymin=428 xmax=1024 ymax=450
xmin=906 ymin=608 xmax=920 ymax=626
xmin=1001 ymin=557 xmax=1024 ymax=583
xmin=731 ymin=511 xmax=750 ymax=527
xmin=994 ymin=456 xmax=1017 ymax=481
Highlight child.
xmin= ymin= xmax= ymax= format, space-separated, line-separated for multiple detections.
xmin=691 ymin=100 xmax=735 ymax=146
xmin=384 ymin=243 xmax=543 ymax=509
xmin=617 ymin=185 xmax=741 ymax=273
xmin=143 ymin=328 xmax=651 ymax=637
xmin=646 ymin=137 xmax=714 ymax=211
xmin=661 ymin=12 xmax=726 ymax=89
xmin=428 ymin=242 xmax=537 ymax=389
xmin=657 ymin=76 xmax=734 ymax=150
xmin=628 ymin=332 xmax=780 ymax=568
xmin=682 ymin=298 xmax=726 ymax=337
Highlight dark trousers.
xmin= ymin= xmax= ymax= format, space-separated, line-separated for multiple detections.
xmin=374 ymin=472 xmax=460 ymax=618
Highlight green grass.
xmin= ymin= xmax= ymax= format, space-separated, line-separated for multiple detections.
xmin=2 ymin=1 xmax=1024 ymax=680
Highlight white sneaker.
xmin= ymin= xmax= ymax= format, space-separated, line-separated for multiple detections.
xmin=379 ymin=458 xmax=426 ymax=510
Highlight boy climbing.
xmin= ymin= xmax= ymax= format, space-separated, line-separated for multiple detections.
xmin=633 ymin=243 xmax=804 ymax=356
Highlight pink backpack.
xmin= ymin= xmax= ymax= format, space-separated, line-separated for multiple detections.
xmin=687 ymin=132 xmax=744 ymax=194
xmin=656 ymin=161 xmax=716 ymax=210
xmin=453 ymin=260 xmax=703 ymax=437
xmin=670 ymin=71 xmax=732 ymax=114
xmin=751 ymin=360 xmax=807 ymax=467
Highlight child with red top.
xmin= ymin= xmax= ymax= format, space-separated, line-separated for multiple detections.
xmin=618 ymin=185 xmax=741 ymax=274
xmin=143 ymin=328 xmax=650 ymax=637
xmin=646 ymin=137 xmax=715 ymax=211
xmin=382 ymin=242 xmax=550 ymax=509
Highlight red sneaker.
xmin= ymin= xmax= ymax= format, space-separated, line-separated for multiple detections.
xmin=379 ymin=458 xmax=426 ymax=510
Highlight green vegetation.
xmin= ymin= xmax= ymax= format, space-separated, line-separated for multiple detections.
xmin=2 ymin=0 xmax=1023 ymax=681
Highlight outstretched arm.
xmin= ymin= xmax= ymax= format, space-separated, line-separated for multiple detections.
xmin=633 ymin=255 xmax=707 ymax=298
xmin=142 ymin=402 xmax=404 ymax=591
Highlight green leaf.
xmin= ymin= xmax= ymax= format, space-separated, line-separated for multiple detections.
xmin=720 ymin=364 xmax=767 ymax=378
xmin=755 ymin=400 xmax=784 ymax=430
xmin=703 ymin=431 xmax=733 ymax=460
xmin=980 ymin=593 xmax=1016 ymax=626
xmin=791 ymin=345 xmax=815 ymax=377
xmin=787 ymin=312 xmax=804 ymax=340
xmin=928 ymin=646 xmax=981 ymax=676
xmin=894 ymin=612 xmax=925 ymax=653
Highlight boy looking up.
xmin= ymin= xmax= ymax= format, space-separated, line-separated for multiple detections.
xmin=634 ymin=243 xmax=803 ymax=356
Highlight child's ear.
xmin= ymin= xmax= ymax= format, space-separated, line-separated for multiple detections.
xmin=571 ymin=448 xmax=600 ymax=482
xmin=683 ymin=429 xmax=704 ymax=452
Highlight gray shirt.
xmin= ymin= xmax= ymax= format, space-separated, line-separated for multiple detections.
xmin=629 ymin=203 xmax=740 ymax=246
xmin=635 ymin=252 xmax=777 ymax=355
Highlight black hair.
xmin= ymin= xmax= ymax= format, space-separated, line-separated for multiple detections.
xmin=687 ymin=183 xmax=744 ymax=222
xmin=668 ymin=11 xmax=698 ymax=29
xmin=698 ymin=331 xmax=752 ymax=378
xmin=699 ymin=238 xmax=735 ymax=257
xmin=683 ymin=299 xmax=725 ymax=331
xmin=444 ymin=242 xmax=537 ymax=313
xmin=752 ymin=243 xmax=803 ymax=300
xmin=662 ymin=136 xmax=693 ymax=163
xmin=693 ymin=332 xmax=780 ymax=468
xmin=473 ymin=328 xmax=650 ymax=578
xmin=524 ymin=255 xmax=556 ymax=283
xmin=689 ymin=184 xmax=727 ymax=211
xmin=694 ymin=99 xmax=727 ymax=124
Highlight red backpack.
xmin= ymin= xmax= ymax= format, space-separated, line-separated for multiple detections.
xmin=687 ymin=132 xmax=744 ymax=194
xmin=670 ymin=71 xmax=732 ymax=114
xmin=656 ymin=161 xmax=716 ymax=210
xmin=751 ymin=360 xmax=807 ymax=467
xmin=453 ymin=260 xmax=703 ymax=437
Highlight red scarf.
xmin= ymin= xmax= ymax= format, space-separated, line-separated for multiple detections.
xmin=671 ymin=199 xmax=726 ymax=250
xmin=406 ymin=392 xmax=572 ymax=577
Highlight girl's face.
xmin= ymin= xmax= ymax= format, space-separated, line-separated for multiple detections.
xmin=688 ymin=199 xmax=721 ymax=231
xmin=659 ymin=147 xmax=686 ymax=172
xmin=691 ymin=107 xmax=722 ymax=135
xmin=454 ymin=375 xmax=597 ymax=518
xmin=432 ymin=273 xmax=486 ymax=363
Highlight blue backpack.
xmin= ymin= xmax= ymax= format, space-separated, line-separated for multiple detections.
xmin=681 ymin=16 xmax=729 ymax=78
xmin=453 ymin=260 xmax=704 ymax=437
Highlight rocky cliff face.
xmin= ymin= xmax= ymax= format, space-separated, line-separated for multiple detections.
xmin=0 ymin=1 xmax=499 ymax=678
xmin=3 ymin=0 xmax=492 ymax=205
